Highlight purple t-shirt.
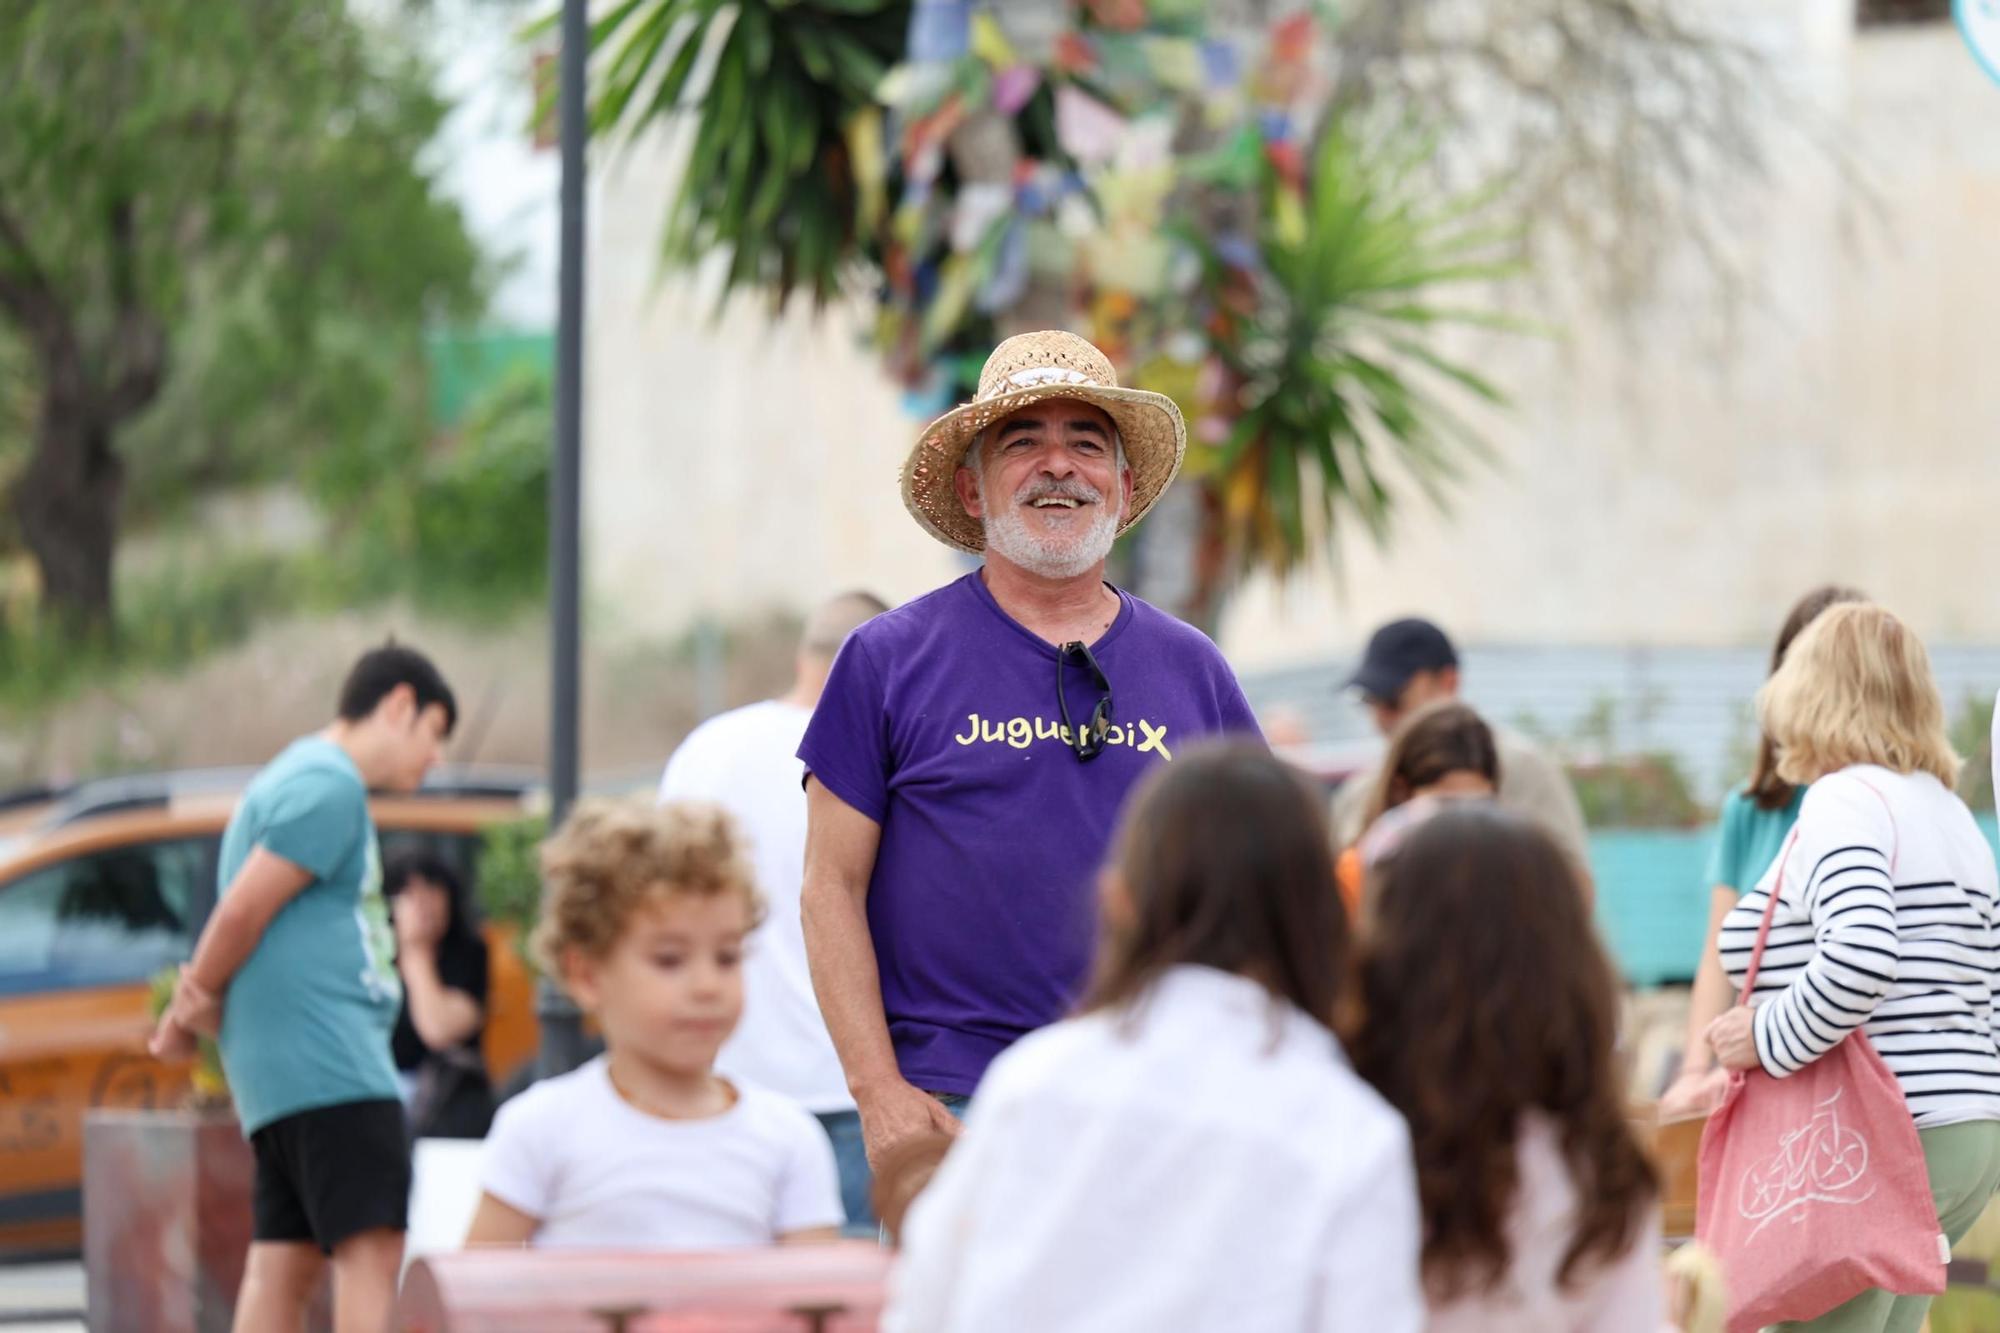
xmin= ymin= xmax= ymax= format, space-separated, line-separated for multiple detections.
xmin=798 ymin=572 xmax=1263 ymax=1095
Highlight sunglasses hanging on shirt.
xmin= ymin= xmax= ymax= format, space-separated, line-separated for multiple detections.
xmin=1057 ymin=640 xmax=1114 ymax=762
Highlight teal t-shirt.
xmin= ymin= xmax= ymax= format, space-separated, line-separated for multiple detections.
xmin=1703 ymin=783 xmax=1806 ymax=895
xmin=216 ymin=736 xmax=401 ymax=1135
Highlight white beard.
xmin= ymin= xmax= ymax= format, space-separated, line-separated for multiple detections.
xmin=979 ymin=478 xmax=1122 ymax=578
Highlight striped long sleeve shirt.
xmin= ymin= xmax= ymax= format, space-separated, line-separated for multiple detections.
xmin=1718 ymin=765 xmax=2000 ymax=1128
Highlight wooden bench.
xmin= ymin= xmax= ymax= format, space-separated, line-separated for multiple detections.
xmin=396 ymin=1243 xmax=891 ymax=1333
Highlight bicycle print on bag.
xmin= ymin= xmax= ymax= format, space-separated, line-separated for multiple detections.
xmin=1736 ymin=1086 xmax=1874 ymax=1242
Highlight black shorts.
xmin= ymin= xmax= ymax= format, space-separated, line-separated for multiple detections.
xmin=250 ymin=1098 xmax=411 ymax=1251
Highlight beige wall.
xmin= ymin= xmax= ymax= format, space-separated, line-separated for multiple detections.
xmin=585 ymin=12 xmax=2000 ymax=663
xmin=584 ymin=125 xmax=960 ymax=642
xmin=1218 ymin=17 xmax=2000 ymax=668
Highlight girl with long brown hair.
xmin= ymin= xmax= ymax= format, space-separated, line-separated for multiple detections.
xmin=1351 ymin=804 xmax=1662 ymax=1330
xmin=884 ymin=743 xmax=1424 ymax=1333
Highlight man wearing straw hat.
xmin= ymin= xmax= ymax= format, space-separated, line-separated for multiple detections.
xmin=798 ymin=330 xmax=1263 ymax=1170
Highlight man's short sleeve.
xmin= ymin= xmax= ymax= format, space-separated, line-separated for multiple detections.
xmin=771 ymin=1102 xmax=844 ymax=1235
xmin=797 ymin=635 xmax=891 ymax=823
xmin=258 ymin=766 xmax=366 ymax=881
xmin=1210 ymin=666 xmax=1266 ymax=742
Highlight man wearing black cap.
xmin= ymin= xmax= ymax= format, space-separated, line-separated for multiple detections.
xmin=1330 ymin=618 xmax=1589 ymax=869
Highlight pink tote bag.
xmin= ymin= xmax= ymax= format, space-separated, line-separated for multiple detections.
xmin=1694 ymin=827 xmax=1945 ymax=1332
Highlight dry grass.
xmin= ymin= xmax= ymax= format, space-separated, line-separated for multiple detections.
xmin=0 ymin=606 xmax=800 ymax=791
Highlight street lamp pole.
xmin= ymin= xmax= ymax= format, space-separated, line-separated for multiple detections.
xmin=536 ymin=0 xmax=591 ymax=1079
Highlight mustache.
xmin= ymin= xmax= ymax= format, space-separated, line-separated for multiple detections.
xmin=1015 ymin=479 xmax=1103 ymax=505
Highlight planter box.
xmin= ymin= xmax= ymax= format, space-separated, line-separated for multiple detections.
xmin=85 ymin=1107 xmax=251 ymax=1333
xmin=84 ymin=1107 xmax=335 ymax=1333
xmin=85 ymin=1106 xmax=289 ymax=1333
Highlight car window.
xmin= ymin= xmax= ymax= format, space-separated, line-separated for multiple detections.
xmin=0 ymin=839 xmax=208 ymax=996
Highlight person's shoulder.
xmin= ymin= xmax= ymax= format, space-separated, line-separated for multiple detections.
xmin=1714 ymin=784 xmax=1759 ymax=826
xmin=1121 ymin=592 xmax=1228 ymax=659
xmin=252 ymin=738 xmax=363 ymax=808
xmin=975 ymin=1012 xmax=1116 ymax=1103
xmin=1492 ymin=724 xmax=1562 ymax=770
xmin=846 ymin=578 xmax=965 ymax=647
xmin=492 ymin=1057 xmax=608 ymax=1131
xmin=674 ymin=700 xmax=792 ymax=754
xmin=1802 ymin=765 xmax=1899 ymax=811
xmin=728 ymin=1081 xmax=829 ymax=1147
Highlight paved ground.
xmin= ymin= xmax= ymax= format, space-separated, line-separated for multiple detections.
xmin=0 ymin=1260 xmax=84 ymax=1332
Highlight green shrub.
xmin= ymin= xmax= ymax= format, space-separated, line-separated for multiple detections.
xmin=477 ymin=814 xmax=549 ymax=969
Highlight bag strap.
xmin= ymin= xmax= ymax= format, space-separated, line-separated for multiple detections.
xmin=1740 ymin=826 xmax=1803 ymax=1001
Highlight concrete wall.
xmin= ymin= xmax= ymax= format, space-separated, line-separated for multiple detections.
xmin=582 ymin=125 xmax=961 ymax=641
xmin=582 ymin=9 xmax=2000 ymax=661
xmin=1217 ymin=14 xmax=2000 ymax=668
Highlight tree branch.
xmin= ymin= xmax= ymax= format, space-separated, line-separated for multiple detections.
xmin=0 ymin=190 xmax=89 ymax=398
xmin=102 ymin=194 xmax=167 ymax=423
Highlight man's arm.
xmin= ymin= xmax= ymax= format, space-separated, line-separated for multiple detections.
xmin=800 ymin=776 xmax=959 ymax=1166
xmin=149 ymin=847 xmax=314 ymax=1056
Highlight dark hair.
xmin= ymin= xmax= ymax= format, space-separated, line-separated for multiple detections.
xmin=1360 ymin=700 xmax=1501 ymax=834
xmin=1746 ymin=584 xmax=1866 ymax=809
xmin=337 ymin=643 xmax=458 ymax=736
xmin=383 ymin=850 xmax=481 ymax=942
xmin=1349 ymin=805 xmax=1656 ymax=1303
xmin=1087 ymin=743 xmax=1348 ymax=1029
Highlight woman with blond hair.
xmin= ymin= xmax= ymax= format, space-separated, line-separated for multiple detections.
xmin=1705 ymin=604 xmax=2000 ymax=1333
xmin=1659 ymin=584 xmax=1865 ymax=1122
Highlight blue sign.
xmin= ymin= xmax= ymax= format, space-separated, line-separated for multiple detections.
xmin=1961 ymin=0 xmax=2000 ymax=87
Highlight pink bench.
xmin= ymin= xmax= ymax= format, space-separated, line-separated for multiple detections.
xmin=396 ymin=1244 xmax=891 ymax=1333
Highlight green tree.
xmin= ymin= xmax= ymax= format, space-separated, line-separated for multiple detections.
xmin=0 ymin=1 xmax=482 ymax=631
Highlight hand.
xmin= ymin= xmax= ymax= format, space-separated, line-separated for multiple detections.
xmin=1705 ymin=1007 xmax=1760 ymax=1072
xmin=394 ymin=888 xmax=446 ymax=955
xmin=147 ymin=1012 xmax=198 ymax=1062
xmin=855 ymin=1077 xmax=962 ymax=1172
xmin=1658 ymin=1066 xmax=1730 ymax=1123
xmin=170 ymin=968 xmax=223 ymax=1039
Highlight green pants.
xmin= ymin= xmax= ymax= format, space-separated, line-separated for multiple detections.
xmin=1773 ymin=1119 xmax=2000 ymax=1333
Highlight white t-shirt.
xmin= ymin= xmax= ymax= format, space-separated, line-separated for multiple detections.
xmin=884 ymin=965 xmax=1424 ymax=1333
xmin=480 ymin=1057 xmax=843 ymax=1249
xmin=1425 ymin=1114 xmax=1664 ymax=1333
xmin=659 ymin=700 xmax=852 ymax=1113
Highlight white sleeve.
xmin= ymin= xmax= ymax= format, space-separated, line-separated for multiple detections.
xmin=1751 ymin=773 xmax=1899 ymax=1078
xmin=772 ymin=1102 xmax=844 ymax=1236
xmin=478 ymin=1088 xmax=554 ymax=1222
xmin=880 ymin=1116 xmax=991 ymax=1333
xmin=1571 ymin=1204 xmax=1665 ymax=1331
xmin=1312 ymin=1120 xmax=1425 ymax=1333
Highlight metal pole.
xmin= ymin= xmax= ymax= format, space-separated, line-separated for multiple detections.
xmin=536 ymin=0 xmax=592 ymax=1080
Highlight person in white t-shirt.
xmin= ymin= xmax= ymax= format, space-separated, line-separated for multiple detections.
xmin=464 ymin=800 xmax=843 ymax=1249
xmin=884 ymin=744 xmax=1423 ymax=1332
xmin=658 ymin=590 xmax=888 ymax=1234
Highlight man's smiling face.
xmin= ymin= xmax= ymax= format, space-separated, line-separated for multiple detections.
xmin=957 ymin=398 xmax=1132 ymax=579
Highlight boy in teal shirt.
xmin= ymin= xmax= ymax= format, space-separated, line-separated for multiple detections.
xmin=151 ymin=644 xmax=456 ymax=1333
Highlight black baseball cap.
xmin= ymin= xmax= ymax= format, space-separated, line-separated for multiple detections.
xmin=1344 ymin=618 xmax=1458 ymax=702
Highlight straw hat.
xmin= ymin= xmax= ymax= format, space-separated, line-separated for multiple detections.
xmin=900 ymin=330 xmax=1187 ymax=554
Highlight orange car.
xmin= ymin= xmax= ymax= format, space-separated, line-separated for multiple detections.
xmin=0 ymin=771 xmax=541 ymax=1257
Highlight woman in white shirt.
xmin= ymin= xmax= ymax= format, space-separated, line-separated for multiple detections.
xmin=883 ymin=743 xmax=1424 ymax=1333
xmin=1706 ymin=604 xmax=2000 ymax=1333
xmin=1351 ymin=803 xmax=1664 ymax=1331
